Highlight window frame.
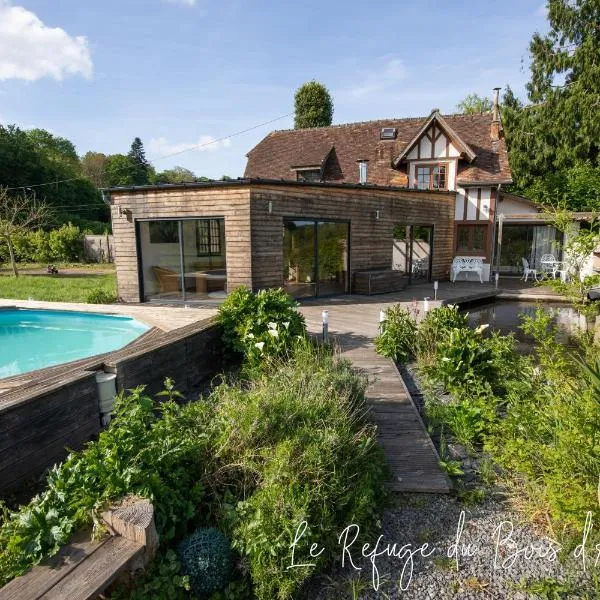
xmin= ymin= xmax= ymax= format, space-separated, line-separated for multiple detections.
xmin=196 ymin=218 xmax=223 ymax=257
xmin=295 ymin=168 xmax=322 ymax=182
xmin=414 ymin=163 xmax=448 ymax=191
xmin=455 ymin=224 xmax=488 ymax=255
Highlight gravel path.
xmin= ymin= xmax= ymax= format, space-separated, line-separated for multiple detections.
xmin=302 ymin=492 xmax=594 ymax=599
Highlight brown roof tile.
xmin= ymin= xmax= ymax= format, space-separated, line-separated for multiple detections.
xmin=244 ymin=113 xmax=512 ymax=187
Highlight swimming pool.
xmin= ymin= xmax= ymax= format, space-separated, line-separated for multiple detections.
xmin=0 ymin=309 xmax=150 ymax=379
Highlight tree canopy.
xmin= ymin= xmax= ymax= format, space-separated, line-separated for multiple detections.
xmin=456 ymin=93 xmax=493 ymax=114
xmin=294 ymin=81 xmax=334 ymax=129
xmin=502 ymin=0 xmax=600 ymax=210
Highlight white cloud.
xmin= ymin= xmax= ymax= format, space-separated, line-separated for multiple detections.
xmin=348 ymin=57 xmax=408 ymax=98
xmin=163 ymin=0 xmax=197 ymax=6
xmin=150 ymin=135 xmax=232 ymax=157
xmin=0 ymin=1 xmax=92 ymax=82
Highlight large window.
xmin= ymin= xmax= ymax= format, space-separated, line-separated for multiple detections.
xmin=456 ymin=224 xmax=487 ymax=254
xmin=138 ymin=218 xmax=226 ymax=302
xmin=416 ymin=164 xmax=447 ymax=190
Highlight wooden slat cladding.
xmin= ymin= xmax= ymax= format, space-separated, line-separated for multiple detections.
xmin=249 ymin=184 xmax=455 ymax=290
xmin=110 ymin=183 xmax=454 ymax=300
xmin=110 ymin=187 xmax=252 ymax=302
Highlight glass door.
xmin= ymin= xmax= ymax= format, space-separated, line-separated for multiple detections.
xmin=317 ymin=221 xmax=349 ymax=295
xmin=283 ymin=220 xmax=316 ymax=298
xmin=138 ymin=218 xmax=227 ymax=302
xmin=139 ymin=220 xmax=184 ymax=301
xmin=283 ymin=219 xmax=349 ymax=297
xmin=411 ymin=226 xmax=433 ymax=281
xmin=393 ymin=224 xmax=433 ymax=282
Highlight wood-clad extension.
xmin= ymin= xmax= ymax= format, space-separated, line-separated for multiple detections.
xmin=108 ymin=180 xmax=455 ymax=302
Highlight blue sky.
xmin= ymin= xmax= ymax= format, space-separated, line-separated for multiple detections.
xmin=0 ymin=0 xmax=548 ymax=179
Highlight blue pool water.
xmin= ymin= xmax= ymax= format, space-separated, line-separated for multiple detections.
xmin=0 ymin=309 xmax=150 ymax=379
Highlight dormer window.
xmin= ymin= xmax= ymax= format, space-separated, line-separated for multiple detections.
xmin=295 ymin=168 xmax=321 ymax=182
xmin=416 ymin=164 xmax=447 ymax=190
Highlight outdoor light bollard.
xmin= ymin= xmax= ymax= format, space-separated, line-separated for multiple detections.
xmin=379 ymin=309 xmax=386 ymax=332
xmin=495 ymin=272 xmax=500 ymax=289
xmin=322 ymin=310 xmax=329 ymax=343
xmin=423 ymin=297 xmax=430 ymax=313
xmin=433 ymin=280 xmax=438 ymax=301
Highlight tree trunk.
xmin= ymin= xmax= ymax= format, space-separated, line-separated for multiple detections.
xmin=7 ymin=237 xmax=19 ymax=277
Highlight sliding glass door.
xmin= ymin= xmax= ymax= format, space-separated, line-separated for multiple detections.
xmin=138 ymin=218 xmax=226 ymax=302
xmin=283 ymin=219 xmax=349 ymax=298
xmin=392 ymin=224 xmax=433 ymax=282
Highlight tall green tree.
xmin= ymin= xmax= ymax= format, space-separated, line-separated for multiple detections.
xmin=127 ymin=137 xmax=151 ymax=185
xmin=81 ymin=152 xmax=108 ymax=188
xmin=294 ymin=81 xmax=334 ymax=129
xmin=503 ymin=0 xmax=600 ymax=200
xmin=456 ymin=93 xmax=492 ymax=114
xmin=104 ymin=154 xmax=139 ymax=187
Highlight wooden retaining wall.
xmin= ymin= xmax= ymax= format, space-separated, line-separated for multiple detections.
xmin=0 ymin=372 xmax=101 ymax=493
xmin=0 ymin=321 xmax=223 ymax=495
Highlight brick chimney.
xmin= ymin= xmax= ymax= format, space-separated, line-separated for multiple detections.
xmin=490 ymin=87 xmax=501 ymax=144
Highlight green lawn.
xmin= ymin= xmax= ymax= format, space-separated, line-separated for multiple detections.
xmin=0 ymin=267 xmax=117 ymax=303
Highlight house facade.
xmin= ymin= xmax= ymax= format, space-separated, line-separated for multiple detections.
xmin=107 ymin=181 xmax=454 ymax=303
xmin=244 ymin=91 xmax=512 ymax=282
xmin=106 ymin=92 xmax=515 ymax=302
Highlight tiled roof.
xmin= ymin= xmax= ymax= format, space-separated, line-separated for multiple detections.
xmin=244 ymin=112 xmax=512 ymax=187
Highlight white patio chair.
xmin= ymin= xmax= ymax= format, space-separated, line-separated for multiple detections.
xmin=521 ymin=258 xmax=537 ymax=282
xmin=540 ymin=254 xmax=559 ymax=279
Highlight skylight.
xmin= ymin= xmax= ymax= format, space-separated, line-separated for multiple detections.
xmin=380 ymin=127 xmax=397 ymax=140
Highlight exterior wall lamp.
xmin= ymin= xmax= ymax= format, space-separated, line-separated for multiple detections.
xmin=375 ymin=209 xmax=380 ymax=220
xmin=268 ymin=200 xmax=273 ymax=214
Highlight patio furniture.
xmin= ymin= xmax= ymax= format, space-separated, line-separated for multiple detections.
xmin=411 ymin=257 xmax=428 ymax=278
xmin=451 ymin=257 xmax=484 ymax=283
xmin=540 ymin=254 xmax=560 ymax=279
xmin=521 ymin=258 xmax=538 ymax=282
xmin=152 ymin=266 xmax=180 ymax=293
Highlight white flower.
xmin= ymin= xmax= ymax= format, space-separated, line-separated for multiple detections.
xmin=475 ymin=324 xmax=489 ymax=334
xmin=268 ymin=321 xmax=278 ymax=330
xmin=255 ymin=342 xmax=265 ymax=351
xmin=282 ymin=321 xmax=290 ymax=329
xmin=268 ymin=329 xmax=279 ymax=337
xmin=246 ymin=332 xmax=255 ymax=339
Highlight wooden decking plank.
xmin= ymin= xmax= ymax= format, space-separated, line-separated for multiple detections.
xmin=302 ymin=301 xmax=452 ymax=494
xmin=0 ymin=533 xmax=109 ymax=600
xmin=41 ymin=536 xmax=143 ymax=600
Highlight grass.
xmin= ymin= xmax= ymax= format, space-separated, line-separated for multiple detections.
xmin=0 ymin=264 xmax=116 ymax=303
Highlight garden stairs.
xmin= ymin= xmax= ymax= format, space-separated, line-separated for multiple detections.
xmin=0 ymin=498 xmax=158 ymax=600
xmin=301 ymin=300 xmax=452 ymax=494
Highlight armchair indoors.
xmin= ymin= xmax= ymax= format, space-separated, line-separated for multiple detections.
xmin=152 ymin=266 xmax=181 ymax=293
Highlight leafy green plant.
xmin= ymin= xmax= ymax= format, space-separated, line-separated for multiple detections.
xmin=178 ymin=528 xmax=232 ymax=598
xmin=48 ymin=223 xmax=84 ymax=262
xmin=86 ymin=287 xmax=117 ymax=304
xmin=432 ymin=325 xmax=494 ymax=391
xmin=375 ymin=305 xmax=417 ymax=361
xmin=216 ymin=286 xmax=306 ymax=366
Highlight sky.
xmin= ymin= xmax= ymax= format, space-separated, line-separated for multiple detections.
xmin=0 ymin=0 xmax=549 ymax=180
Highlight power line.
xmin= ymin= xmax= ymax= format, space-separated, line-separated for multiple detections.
xmin=4 ymin=112 xmax=293 ymax=192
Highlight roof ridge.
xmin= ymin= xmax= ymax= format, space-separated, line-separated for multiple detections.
xmin=268 ymin=112 xmax=492 ymax=135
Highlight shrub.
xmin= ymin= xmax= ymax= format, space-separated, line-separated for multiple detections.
xmin=48 ymin=223 xmax=84 ymax=262
xmin=86 ymin=287 xmax=117 ymax=304
xmin=432 ymin=325 xmax=494 ymax=391
xmin=0 ymin=383 xmax=213 ymax=585
xmin=213 ymin=340 xmax=387 ymax=599
xmin=375 ymin=305 xmax=417 ymax=361
xmin=216 ymin=286 xmax=306 ymax=365
xmin=178 ymin=528 xmax=232 ymax=598
xmin=417 ymin=305 xmax=468 ymax=363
